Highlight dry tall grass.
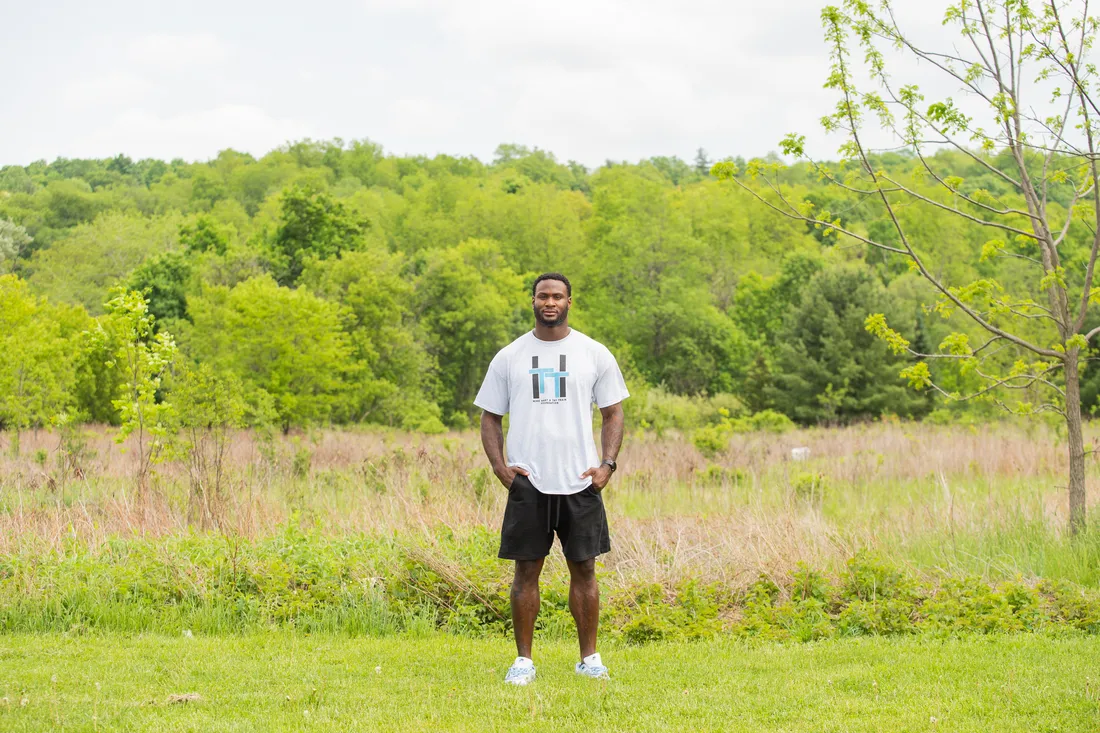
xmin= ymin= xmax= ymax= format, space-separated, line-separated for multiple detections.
xmin=1 ymin=422 xmax=1096 ymax=587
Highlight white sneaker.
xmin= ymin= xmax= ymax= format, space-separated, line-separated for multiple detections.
xmin=574 ymin=652 xmax=610 ymax=680
xmin=504 ymin=657 xmax=536 ymax=686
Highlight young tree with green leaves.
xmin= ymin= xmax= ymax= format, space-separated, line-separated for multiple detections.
xmin=171 ymin=363 xmax=267 ymax=528
xmin=95 ymin=288 xmax=177 ymax=496
xmin=714 ymin=0 xmax=1100 ymax=531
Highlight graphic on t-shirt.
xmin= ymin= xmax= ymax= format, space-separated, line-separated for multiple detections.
xmin=529 ymin=355 xmax=569 ymax=402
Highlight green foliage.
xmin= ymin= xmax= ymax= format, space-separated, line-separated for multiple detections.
xmin=414 ymin=239 xmax=527 ymax=424
xmin=769 ymin=265 xmax=931 ymax=423
xmin=170 ymin=363 xmax=264 ymax=526
xmin=0 ymin=217 xmax=32 ymax=272
xmin=623 ymin=386 xmax=744 ymax=436
xmin=7 ymin=136 xmax=1100 ymax=430
xmin=268 ymin=183 xmax=365 ymax=285
xmin=97 ymin=288 xmax=178 ymax=491
xmin=178 ymin=215 xmax=230 ymax=256
xmin=302 ymin=248 xmax=440 ymax=430
xmin=0 ymin=275 xmax=88 ymax=437
xmin=790 ymin=471 xmax=829 ymax=502
xmin=692 ymin=407 xmax=795 ymax=458
xmin=26 ymin=211 xmax=182 ymax=314
xmin=3 ymin=532 xmax=1096 ymax=643
xmin=186 ymin=275 xmax=356 ymax=430
xmin=126 ymin=251 xmax=192 ymax=326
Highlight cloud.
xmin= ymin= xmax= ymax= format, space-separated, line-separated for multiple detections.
xmin=76 ymin=105 xmax=313 ymax=161
xmin=387 ymin=97 xmax=460 ymax=139
xmin=127 ymin=32 xmax=231 ymax=70
xmin=61 ymin=72 xmax=152 ymax=106
xmin=1 ymin=0 xmax=1012 ymax=166
xmin=357 ymin=0 xmax=842 ymax=161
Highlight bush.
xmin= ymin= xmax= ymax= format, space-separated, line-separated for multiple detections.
xmin=2 ymin=533 xmax=1098 ymax=643
xmin=790 ymin=471 xmax=828 ymax=502
xmin=693 ymin=407 xmax=798 ymax=459
xmin=626 ymin=387 xmax=745 ymax=436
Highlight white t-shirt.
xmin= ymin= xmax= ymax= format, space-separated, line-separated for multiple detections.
xmin=473 ymin=329 xmax=630 ymax=495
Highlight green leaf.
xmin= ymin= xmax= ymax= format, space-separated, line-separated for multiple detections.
xmin=1038 ymin=266 xmax=1067 ymax=292
xmin=979 ymin=239 xmax=1005 ymax=262
xmin=938 ymin=333 xmax=972 ymax=356
xmin=865 ymin=313 xmax=911 ymax=355
xmin=899 ymin=362 xmax=932 ymax=390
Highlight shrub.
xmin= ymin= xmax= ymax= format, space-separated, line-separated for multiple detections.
xmin=2 ymin=534 xmax=1098 ymax=643
xmin=790 ymin=471 xmax=828 ymax=502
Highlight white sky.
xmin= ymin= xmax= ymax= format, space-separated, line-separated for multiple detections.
xmin=1 ymin=0 xmax=998 ymax=167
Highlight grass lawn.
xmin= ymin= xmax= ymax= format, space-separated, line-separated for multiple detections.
xmin=0 ymin=634 xmax=1098 ymax=732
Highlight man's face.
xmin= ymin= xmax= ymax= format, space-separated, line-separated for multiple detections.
xmin=533 ymin=280 xmax=571 ymax=327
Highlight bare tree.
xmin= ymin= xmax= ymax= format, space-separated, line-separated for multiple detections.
xmin=716 ymin=0 xmax=1100 ymax=532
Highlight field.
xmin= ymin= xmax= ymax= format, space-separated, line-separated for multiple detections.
xmin=2 ymin=423 xmax=1100 ymax=729
xmin=2 ymin=634 xmax=1099 ymax=732
xmin=4 ymin=422 xmax=1099 ymax=580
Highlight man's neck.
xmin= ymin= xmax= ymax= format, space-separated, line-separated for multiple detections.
xmin=533 ymin=322 xmax=571 ymax=341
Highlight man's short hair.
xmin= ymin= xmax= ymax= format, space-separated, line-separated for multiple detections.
xmin=532 ymin=272 xmax=572 ymax=297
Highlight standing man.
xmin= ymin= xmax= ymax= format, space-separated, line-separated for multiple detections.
xmin=475 ymin=272 xmax=628 ymax=686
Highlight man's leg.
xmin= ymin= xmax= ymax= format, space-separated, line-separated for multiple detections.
xmin=566 ymin=557 xmax=599 ymax=659
xmin=511 ymin=558 xmax=545 ymax=659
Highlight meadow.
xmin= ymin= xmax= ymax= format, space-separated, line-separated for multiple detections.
xmin=2 ymin=423 xmax=1100 ymax=730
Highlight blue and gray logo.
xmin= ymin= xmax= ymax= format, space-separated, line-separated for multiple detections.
xmin=530 ymin=355 xmax=568 ymax=400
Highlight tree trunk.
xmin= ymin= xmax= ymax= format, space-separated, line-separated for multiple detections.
xmin=1064 ymin=352 xmax=1088 ymax=534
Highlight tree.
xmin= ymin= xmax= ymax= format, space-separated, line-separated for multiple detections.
xmin=768 ymin=264 xmax=930 ymax=423
xmin=301 ymin=248 xmax=441 ymax=429
xmin=27 ymin=211 xmax=182 ymax=314
xmin=714 ymin=0 xmax=1100 ymax=531
xmin=694 ymin=148 xmax=712 ymax=177
xmin=127 ymin=252 xmax=193 ymax=326
xmin=581 ymin=165 xmax=750 ymax=395
xmin=179 ymin=215 xmax=229 ymax=256
xmin=0 ymin=275 xmax=87 ymax=454
xmin=170 ymin=363 xmax=267 ymax=527
xmin=415 ymin=238 xmax=527 ymax=426
xmin=0 ymin=218 xmax=32 ymax=273
xmin=93 ymin=288 xmax=177 ymax=496
xmin=269 ymin=183 xmax=366 ymax=285
xmin=186 ymin=275 xmax=356 ymax=431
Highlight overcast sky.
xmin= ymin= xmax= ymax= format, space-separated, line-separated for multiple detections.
xmin=3 ymin=0 xmax=977 ymax=167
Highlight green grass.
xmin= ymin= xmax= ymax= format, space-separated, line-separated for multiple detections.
xmin=1 ymin=633 xmax=1098 ymax=731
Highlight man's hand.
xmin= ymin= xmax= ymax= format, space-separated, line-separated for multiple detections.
xmin=580 ymin=465 xmax=613 ymax=491
xmin=495 ymin=464 xmax=529 ymax=489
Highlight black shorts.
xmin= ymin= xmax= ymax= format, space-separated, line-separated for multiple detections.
xmin=498 ymin=475 xmax=611 ymax=562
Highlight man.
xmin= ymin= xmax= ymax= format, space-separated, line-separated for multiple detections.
xmin=474 ymin=272 xmax=628 ymax=686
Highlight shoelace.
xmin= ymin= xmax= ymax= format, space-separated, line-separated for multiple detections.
xmin=506 ymin=665 xmax=534 ymax=680
xmin=579 ymin=663 xmax=609 ymax=678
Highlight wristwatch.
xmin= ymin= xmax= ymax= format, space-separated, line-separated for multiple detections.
xmin=601 ymin=459 xmax=617 ymax=473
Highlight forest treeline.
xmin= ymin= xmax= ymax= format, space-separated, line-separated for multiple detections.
xmin=1 ymin=140 xmax=1096 ymax=435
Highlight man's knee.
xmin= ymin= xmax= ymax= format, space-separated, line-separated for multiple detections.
xmin=513 ymin=559 xmax=544 ymax=588
xmin=566 ymin=557 xmax=596 ymax=582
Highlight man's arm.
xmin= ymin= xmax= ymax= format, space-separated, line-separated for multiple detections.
xmin=480 ymin=410 xmax=527 ymax=489
xmin=598 ymin=402 xmax=624 ymax=463
xmin=580 ymin=401 xmax=625 ymax=491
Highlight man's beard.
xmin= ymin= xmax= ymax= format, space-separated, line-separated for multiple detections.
xmin=534 ymin=303 xmax=569 ymax=327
